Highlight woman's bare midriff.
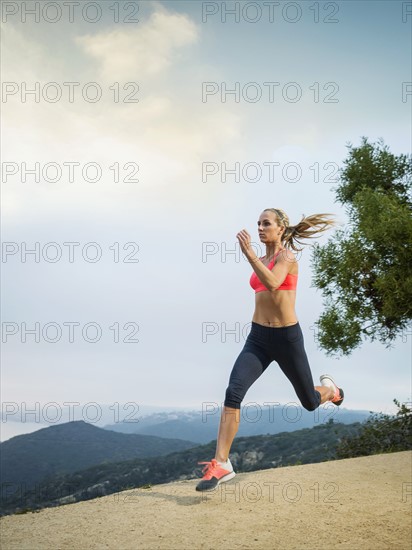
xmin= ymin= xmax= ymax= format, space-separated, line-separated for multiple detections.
xmin=251 ymin=290 xmax=298 ymax=327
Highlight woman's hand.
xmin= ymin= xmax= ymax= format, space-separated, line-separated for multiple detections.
xmin=236 ymin=229 xmax=256 ymax=259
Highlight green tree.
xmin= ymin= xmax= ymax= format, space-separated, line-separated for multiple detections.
xmin=311 ymin=137 xmax=412 ymax=356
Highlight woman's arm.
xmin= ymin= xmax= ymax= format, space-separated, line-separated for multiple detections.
xmin=249 ymin=252 xmax=294 ymax=291
xmin=236 ymin=229 xmax=296 ymax=291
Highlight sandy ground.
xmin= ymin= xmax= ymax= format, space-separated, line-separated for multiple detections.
xmin=1 ymin=451 xmax=411 ymax=550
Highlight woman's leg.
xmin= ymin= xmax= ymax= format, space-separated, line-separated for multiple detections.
xmin=212 ymin=323 xmax=335 ymax=463
xmin=213 ymin=376 xmax=333 ymax=464
xmin=275 ymin=324 xmax=323 ymax=411
xmin=215 ymin=406 xmax=240 ymax=463
xmin=215 ymin=337 xmax=272 ymax=462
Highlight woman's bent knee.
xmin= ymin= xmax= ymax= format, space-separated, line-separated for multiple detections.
xmin=224 ymin=386 xmax=242 ymax=410
xmin=302 ymin=401 xmax=318 ymax=412
xmin=301 ymin=390 xmax=321 ymax=411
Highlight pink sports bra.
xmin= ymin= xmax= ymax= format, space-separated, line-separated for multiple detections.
xmin=249 ymin=250 xmax=298 ymax=293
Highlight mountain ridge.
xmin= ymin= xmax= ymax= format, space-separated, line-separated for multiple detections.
xmin=0 ymin=419 xmax=198 ymax=491
xmin=101 ymin=406 xmax=371 ymax=443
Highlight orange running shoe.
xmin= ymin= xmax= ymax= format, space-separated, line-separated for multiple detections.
xmin=195 ymin=458 xmax=236 ymax=492
xmin=320 ymin=374 xmax=344 ymax=406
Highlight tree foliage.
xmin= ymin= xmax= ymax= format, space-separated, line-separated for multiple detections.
xmin=311 ymin=137 xmax=412 ymax=356
xmin=336 ymin=399 xmax=412 ymax=459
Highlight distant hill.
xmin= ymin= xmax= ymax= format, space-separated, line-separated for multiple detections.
xmin=0 ymin=420 xmax=362 ymax=516
xmin=102 ymin=407 xmax=371 ymax=443
xmin=0 ymin=420 xmax=198 ymax=491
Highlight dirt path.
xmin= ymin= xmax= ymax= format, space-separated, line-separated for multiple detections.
xmin=1 ymin=451 xmax=411 ymax=550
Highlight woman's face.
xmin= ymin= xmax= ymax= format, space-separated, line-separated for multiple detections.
xmin=257 ymin=211 xmax=283 ymax=242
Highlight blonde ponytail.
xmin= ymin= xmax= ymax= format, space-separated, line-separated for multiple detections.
xmin=264 ymin=208 xmax=338 ymax=252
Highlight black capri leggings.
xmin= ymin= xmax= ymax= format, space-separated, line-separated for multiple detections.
xmin=224 ymin=321 xmax=321 ymax=411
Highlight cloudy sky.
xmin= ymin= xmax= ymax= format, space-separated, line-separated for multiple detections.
xmin=1 ymin=0 xmax=411 ymax=441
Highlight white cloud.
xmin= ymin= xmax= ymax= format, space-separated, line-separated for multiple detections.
xmin=0 ymin=22 xmax=45 ymax=81
xmin=2 ymin=7 xmax=244 ymax=224
xmin=75 ymin=7 xmax=199 ymax=81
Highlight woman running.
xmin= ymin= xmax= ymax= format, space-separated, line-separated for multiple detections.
xmin=196 ymin=208 xmax=344 ymax=492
